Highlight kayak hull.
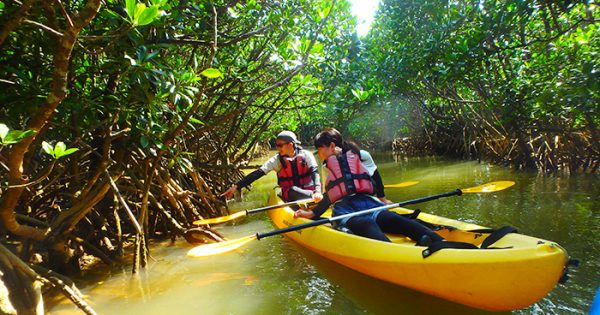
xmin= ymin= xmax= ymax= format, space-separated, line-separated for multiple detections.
xmin=267 ymin=193 xmax=568 ymax=311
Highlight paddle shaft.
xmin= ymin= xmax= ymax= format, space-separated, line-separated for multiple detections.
xmin=246 ymin=198 xmax=314 ymax=215
xmin=256 ymin=189 xmax=462 ymax=239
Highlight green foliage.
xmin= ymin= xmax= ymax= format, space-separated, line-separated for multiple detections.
xmin=200 ymin=68 xmax=222 ymax=79
xmin=0 ymin=0 xmax=360 ymax=170
xmin=41 ymin=141 xmax=79 ymax=159
xmin=5 ymin=0 xmax=593 ymax=173
xmin=366 ymin=0 xmax=599 ymax=136
xmin=0 ymin=123 xmax=36 ymax=146
xmin=126 ymin=0 xmax=165 ymax=26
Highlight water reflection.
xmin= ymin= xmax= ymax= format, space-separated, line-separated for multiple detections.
xmin=287 ymin=241 xmax=507 ymax=315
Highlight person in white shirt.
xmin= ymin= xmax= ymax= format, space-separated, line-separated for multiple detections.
xmin=221 ymin=131 xmax=323 ymax=202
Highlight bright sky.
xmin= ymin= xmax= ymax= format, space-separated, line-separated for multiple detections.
xmin=348 ymin=0 xmax=380 ymax=37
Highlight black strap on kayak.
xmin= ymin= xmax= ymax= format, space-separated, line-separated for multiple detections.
xmin=421 ymin=226 xmax=518 ymax=258
xmin=422 ymin=241 xmax=479 ymax=258
xmin=480 ymin=226 xmax=517 ymax=249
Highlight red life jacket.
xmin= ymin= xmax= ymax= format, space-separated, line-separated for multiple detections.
xmin=325 ymin=151 xmax=374 ymax=203
xmin=277 ymin=150 xmax=316 ymax=200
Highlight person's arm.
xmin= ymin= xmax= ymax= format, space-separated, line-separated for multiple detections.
xmin=294 ymin=194 xmax=331 ymax=219
xmin=236 ymin=169 xmax=266 ymax=189
xmin=372 ymin=169 xmax=385 ymax=198
xmin=371 ymin=169 xmax=392 ymax=204
xmin=304 ymin=150 xmax=322 ymax=194
xmin=220 ymin=169 xmax=266 ymax=198
xmin=310 ymin=167 xmax=321 ymax=194
xmin=221 ymin=155 xmax=279 ymax=198
xmin=359 ymin=150 xmax=377 ymax=176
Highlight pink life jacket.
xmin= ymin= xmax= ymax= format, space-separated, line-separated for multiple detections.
xmin=325 ymin=151 xmax=374 ymax=203
xmin=277 ymin=150 xmax=316 ymax=200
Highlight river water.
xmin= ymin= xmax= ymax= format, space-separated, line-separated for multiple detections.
xmin=48 ymin=154 xmax=599 ymax=314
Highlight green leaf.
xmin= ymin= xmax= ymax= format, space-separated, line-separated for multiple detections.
xmin=227 ymin=7 xmax=238 ymax=18
xmin=18 ymin=130 xmax=36 ymax=140
xmin=62 ymin=148 xmax=79 ymax=157
xmin=2 ymin=132 xmax=20 ymax=144
xmin=54 ymin=142 xmax=66 ymax=157
xmin=3 ymin=130 xmax=35 ymax=144
xmin=351 ymin=89 xmax=368 ymax=101
xmin=152 ymin=0 xmax=168 ymax=6
xmin=124 ymin=54 xmax=137 ymax=66
xmin=137 ymin=6 xmax=159 ymax=26
xmin=200 ymin=68 xmax=222 ymax=78
xmin=0 ymin=124 xmax=8 ymax=140
xmin=140 ymin=136 xmax=150 ymax=148
xmin=189 ymin=117 xmax=204 ymax=125
xmin=126 ymin=0 xmax=136 ymax=19
xmin=133 ymin=3 xmax=147 ymax=24
xmin=42 ymin=141 xmax=55 ymax=158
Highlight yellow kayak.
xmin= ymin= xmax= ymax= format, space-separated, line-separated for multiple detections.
xmin=267 ymin=192 xmax=569 ymax=311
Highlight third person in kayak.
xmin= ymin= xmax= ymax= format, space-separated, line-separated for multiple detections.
xmin=294 ymin=128 xmax=443 ymax=245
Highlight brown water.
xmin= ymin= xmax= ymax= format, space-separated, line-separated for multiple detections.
xmin=48 ymin=154 xmax=599 ymax=314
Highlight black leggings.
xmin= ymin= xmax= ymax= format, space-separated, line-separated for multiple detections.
xmin=285 ymin=186 xmax=314 ymax=202
xmin=346 ymin=210 xmax=444 ymax=243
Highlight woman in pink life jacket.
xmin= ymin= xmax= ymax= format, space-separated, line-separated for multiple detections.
xmin=294 ymin=128 xmax=443 ymax=245
xmin=221 ymin=131 xmax=323 ymax=202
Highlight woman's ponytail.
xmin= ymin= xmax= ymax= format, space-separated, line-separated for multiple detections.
xmin=314 ymin=128 xmax=361 ymax=154
xmin=342 ymin=140 xmax=361 ymax=154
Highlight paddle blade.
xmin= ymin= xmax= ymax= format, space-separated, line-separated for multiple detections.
xmin=384 ymin=181 xmax=419 ymax=188
xmin=193 ymin=211 xmax=247 ymax=225
xmin=461 ymin=181 xmax=515 ymax=193
xmin=187 ymin=235 xmax=258 ymax=258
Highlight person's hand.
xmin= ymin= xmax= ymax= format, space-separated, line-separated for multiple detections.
xmin=220 ymin=184 xmax=238 ymax=198
xmin=312 ymin=192 xmax=323 ymax=202
xmin=294 ymin=209 xmax=314 ymax=219
xmin=379 ymin=197 xmax=393 ymax=204
xmin=334 ymin=146 xmax=343 ymax=155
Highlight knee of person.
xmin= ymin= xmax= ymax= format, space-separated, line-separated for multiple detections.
xmin=348 ymin=217 xmax=376 ymax=232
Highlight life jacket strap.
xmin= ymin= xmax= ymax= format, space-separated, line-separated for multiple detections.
xmin=278 ymin=172 xmax=311 ymax=181
xmin=277 ymin=150 xmax=312 ymax=186
xmin=325 ymin=173 xmax=371 ymax=191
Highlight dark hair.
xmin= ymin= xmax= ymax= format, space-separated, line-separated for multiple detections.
xmin=313 ymin=128 xmax=360 ymax=154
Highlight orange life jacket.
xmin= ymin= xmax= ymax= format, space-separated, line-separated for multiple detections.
xmin=277 ymin=150 xmax=316 ymax=200
xmin=325 ymin=151 xmax=374 ymax=203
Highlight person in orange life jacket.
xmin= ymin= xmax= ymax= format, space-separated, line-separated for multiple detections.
xmin=294 ymin=128 xmax=443 ymax=245
xmin=330 ymin=144 xmax=392 ymax=204
xmin=221 ymin=131 xmax=323 ymax=202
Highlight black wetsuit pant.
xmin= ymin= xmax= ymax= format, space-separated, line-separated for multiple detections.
xmin=285 ymin=186 xmax=314 ymax=202
xmin=347 ymin=210 xmax=444 ymax=243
